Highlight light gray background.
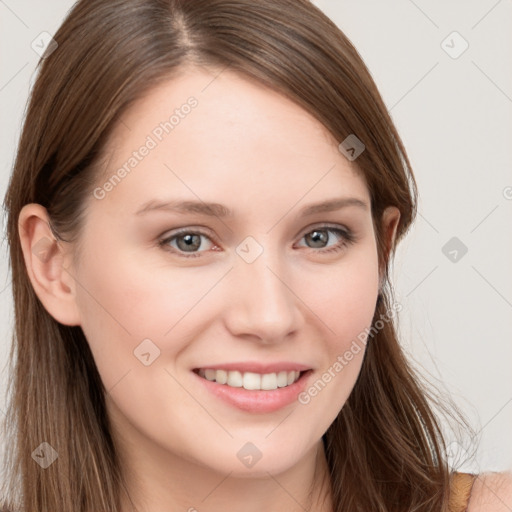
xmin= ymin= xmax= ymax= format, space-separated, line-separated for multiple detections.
xmin=1 ymin=0 xmax=511 ymax=476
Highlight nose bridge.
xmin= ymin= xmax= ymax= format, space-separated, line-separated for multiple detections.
xmin=226 ymin=236 xmax=300 ymax=341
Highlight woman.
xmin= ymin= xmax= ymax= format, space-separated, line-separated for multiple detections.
xmin=1 ymin=0 xmax=510 ymax=510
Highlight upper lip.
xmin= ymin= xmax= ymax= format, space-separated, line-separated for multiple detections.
xmin=193 ymin=362 xmax=312 ymax=374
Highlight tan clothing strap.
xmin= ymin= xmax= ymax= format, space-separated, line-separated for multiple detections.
xmin=449 ymin=472 xmax=477 ymax=512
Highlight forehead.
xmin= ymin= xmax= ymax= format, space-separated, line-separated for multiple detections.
xmin=91 ymin=65 xmax=370 ymax=218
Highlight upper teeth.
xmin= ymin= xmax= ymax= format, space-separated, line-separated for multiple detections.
xmin=198 ymin=369 xmax=301 ymax=390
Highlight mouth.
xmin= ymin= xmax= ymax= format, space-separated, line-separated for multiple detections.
xmin=192 ymin=367 xmax=313 ymax=413
xmin=193 ymin=368 xmax=308 ymax=391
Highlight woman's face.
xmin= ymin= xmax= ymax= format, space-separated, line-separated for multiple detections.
xmin=64 ymin=65 xmax=397 ymax=477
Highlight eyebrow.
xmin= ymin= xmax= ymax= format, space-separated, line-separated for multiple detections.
xmin=135 ymin=197 xmax=368 ymax=218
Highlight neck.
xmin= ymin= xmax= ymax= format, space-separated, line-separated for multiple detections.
xmin=118 ymin=438 xmax=333 ymax=512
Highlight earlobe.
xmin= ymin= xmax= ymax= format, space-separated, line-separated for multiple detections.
xmin=18 ymin=203 xmax=81 ymax=326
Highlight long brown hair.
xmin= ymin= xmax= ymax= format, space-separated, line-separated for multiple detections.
xmin=2 ymin=0 xmax=475 ymax=510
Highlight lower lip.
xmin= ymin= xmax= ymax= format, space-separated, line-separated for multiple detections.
xmin=193 ymin=370 xmax=313 ymax=413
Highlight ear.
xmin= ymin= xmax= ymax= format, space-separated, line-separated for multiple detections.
xmin=378 ymin=206 xmax=401 ymax=289
xmin=18 ymin=203 xmax=81 ymax=326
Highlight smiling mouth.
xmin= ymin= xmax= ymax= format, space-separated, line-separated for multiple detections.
xmin=193 ymin=368 xmax=307 ymax=391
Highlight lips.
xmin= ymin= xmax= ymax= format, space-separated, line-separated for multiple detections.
xmin=192 ymin=367 xmax=313 ymax=413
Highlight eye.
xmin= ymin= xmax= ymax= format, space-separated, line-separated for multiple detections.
xmin=158 ymin=228 xmax=216 ymax=258
xmin=158 ymin=224 xmax=356 ymax=259
xmin=295 ymin=224 xmax=355 ymax=254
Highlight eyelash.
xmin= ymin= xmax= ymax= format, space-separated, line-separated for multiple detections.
xmin=157 ymin=224 xmax=356 ymax=259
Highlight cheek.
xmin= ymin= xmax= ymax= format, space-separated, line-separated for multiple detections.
xmin=75 ymin=231 xmax=379 ymax=394
xmin=305 ymin=243 xmax=380 ymax=346
xmin=74 ymin=248 xmax=224 ymax=384
xmin=299 ymin=243 xmax=379 ymax=394
xmin=292 ymin=248 xmax=380 ymax=434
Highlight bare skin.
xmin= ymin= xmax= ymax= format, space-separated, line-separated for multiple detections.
xmin=19 ymin=64 xmax=402 ymax=511
xmin=468 ymin=472 xmax=512 ymax=512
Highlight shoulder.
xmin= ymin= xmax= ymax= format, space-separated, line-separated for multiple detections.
xmin=467 ymin=471 xmax=512 ymax=512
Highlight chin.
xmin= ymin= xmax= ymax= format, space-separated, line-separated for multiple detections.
xmin=192 ymin=437 xmax=313 ymax=478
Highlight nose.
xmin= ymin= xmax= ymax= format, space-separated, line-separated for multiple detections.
xmin=223 ymin=244 xmax=304 ymax=344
